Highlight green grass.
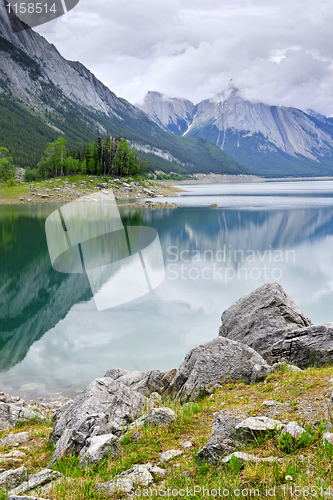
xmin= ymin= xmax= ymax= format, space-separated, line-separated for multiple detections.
xmin=0 ymin=174 xmax=159 ymax=203
xmin=1 ymin=366 xmax=333 ymax=499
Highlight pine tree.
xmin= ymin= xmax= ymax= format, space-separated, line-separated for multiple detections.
xmin=0 ymin=147 xmax=15 ymax=181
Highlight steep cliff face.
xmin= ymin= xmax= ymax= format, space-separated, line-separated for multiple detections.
xmin=191 ymin=89 xmax=333 ymax=160
xmin=140 ymin=88 xmax=333 ymax=176
xmin=0 ymin=1 xmax=135 ymax=116
xmin=0 ymin=6 xmax=246 ymax=175
xmin=137 ymin=91 xmax=196 ymax=136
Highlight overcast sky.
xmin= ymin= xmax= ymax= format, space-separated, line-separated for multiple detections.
xmin=36 ymin=0 xmax=333 ymax=115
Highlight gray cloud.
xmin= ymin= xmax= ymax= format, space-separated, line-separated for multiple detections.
xmin=36 ymin=0 xmax=333 ymax=115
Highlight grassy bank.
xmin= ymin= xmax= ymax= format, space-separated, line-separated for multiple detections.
xmin=1 ymin=365 xmax=332 ymax=499
xmin=0 ymin=176 xmax=184 ymax=205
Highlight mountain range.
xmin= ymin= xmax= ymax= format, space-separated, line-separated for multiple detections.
xmin=138 ymin=88 xmax=333 ymax=177
xmin=0 ymin=2 xmax=332 ymax=178
xmin=0 ymin=3 xmax=245 ymax=176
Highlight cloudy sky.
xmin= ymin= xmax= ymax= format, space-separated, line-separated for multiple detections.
xmin=36 ymin=0 xmax=333 ymax=115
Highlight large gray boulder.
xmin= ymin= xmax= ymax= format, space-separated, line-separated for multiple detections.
xmin=104 ymin=368 xmax=175 ymax=395
xmin=219 ymin=283 xmax=312 ymax=361
xmin=50 ymin=377 xmax=145 ymax=464
xmin=168 ymin=337 xmax=271 ymax=402
xmin=196 ymin=409 xmax=249 ymax=464
xmin=270 ymin=324 xmax=333 ymax=368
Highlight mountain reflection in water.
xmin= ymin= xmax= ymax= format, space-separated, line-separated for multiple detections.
xmin=1 ymin=193 xmax=333 ymax=400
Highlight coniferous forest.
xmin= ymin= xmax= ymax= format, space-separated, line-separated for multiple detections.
xmin=24 ymin=134 xmax=144 ymax=182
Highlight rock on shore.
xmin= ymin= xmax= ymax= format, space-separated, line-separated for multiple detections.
xmin=270 ymin=323 xmax=333 ymax=367
xmin=104 ymin=368 xmax=175 ymax=396
xmin=40 ymin=282 xmax=333 ymax=467
xmin=49 ymin=377 xmax=145 ymax=464
xmin=168 ymin=337 xmax=271 ymax=402
xmin=219 ymin=282 xmax=312 ymax=362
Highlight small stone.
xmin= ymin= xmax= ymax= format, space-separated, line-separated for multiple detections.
xmin=281 ymin=421 xmax=308 ymax=438
xmin=147 ymin=392 xmax=162 ymax=409
xmin=272 ymin=363 xmax=302 ymax=373
xmin=261 ymin=400 xmax=287 ymax=407
xmin=0 ymin=432 xmax=31 ymax=446
xmin=235 ymin=416 xmax=283 ymax=441
xmin=94 ymin=478 xmax=133 ymax=495
xmin=323 ymin=432 xmax=333 ymax=445
xmin=128 ymin=407 xmax=177 ymax=431
xmin=120 ymin=465 xmax=154 ymax=486
xmin=8 ymin=469 xmax=62 ymax=497
xmin=94 ymin=464 xmax=154 ymax=494
xmin=8 ymin=496 xmax=49 ymax=500
xmin=0 ymin=451 xmax=26 ymax=459
xmin=148 ymin=465 xmax=166 ymax=478
xmin=181 ymin=471 xmax=191 ymax=478
xmin=222 ymin=452 xmax=281 ymax=464
xmin=181 ymin=441 xmax=192 ymax=449
xmin=131 ymin=432 xmax=141 ymax=441
xmin=142 ymin=188 xmax=154 ymax=196
xmin=78 ymin=434 xmax=120 ymax=466
xmin=159 ymin=449 xmax=183 ymax=462
xmin=0 ymin=466 xmax=28 ymax=490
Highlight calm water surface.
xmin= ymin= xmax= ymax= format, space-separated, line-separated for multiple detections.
xmin=1 ymin=180 xmax=333 ymax=401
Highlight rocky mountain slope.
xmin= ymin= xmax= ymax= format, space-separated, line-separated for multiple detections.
xmin=0 ymin=4 xmax=246 ymax=175
xmin=139 ymin=88 xmax=333 ymax=177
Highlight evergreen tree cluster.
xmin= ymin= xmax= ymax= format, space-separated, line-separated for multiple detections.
xmin=0 ymin=147 xmax=15 ymax=184
xmin=25 ymin=134 xmax=143 ymax=181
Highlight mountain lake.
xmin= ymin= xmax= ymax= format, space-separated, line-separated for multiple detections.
xmin=1 ymin=179 xmax=333 ymax=401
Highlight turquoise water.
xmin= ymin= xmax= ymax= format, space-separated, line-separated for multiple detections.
xmin=1 ymin=180 xmax=333 ymax=401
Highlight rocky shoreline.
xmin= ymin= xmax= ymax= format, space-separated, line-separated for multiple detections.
xmin=0 ymin=177 xmax=185 ymax=206
xmin=1 ymin=283 xmax=333 ymax=499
